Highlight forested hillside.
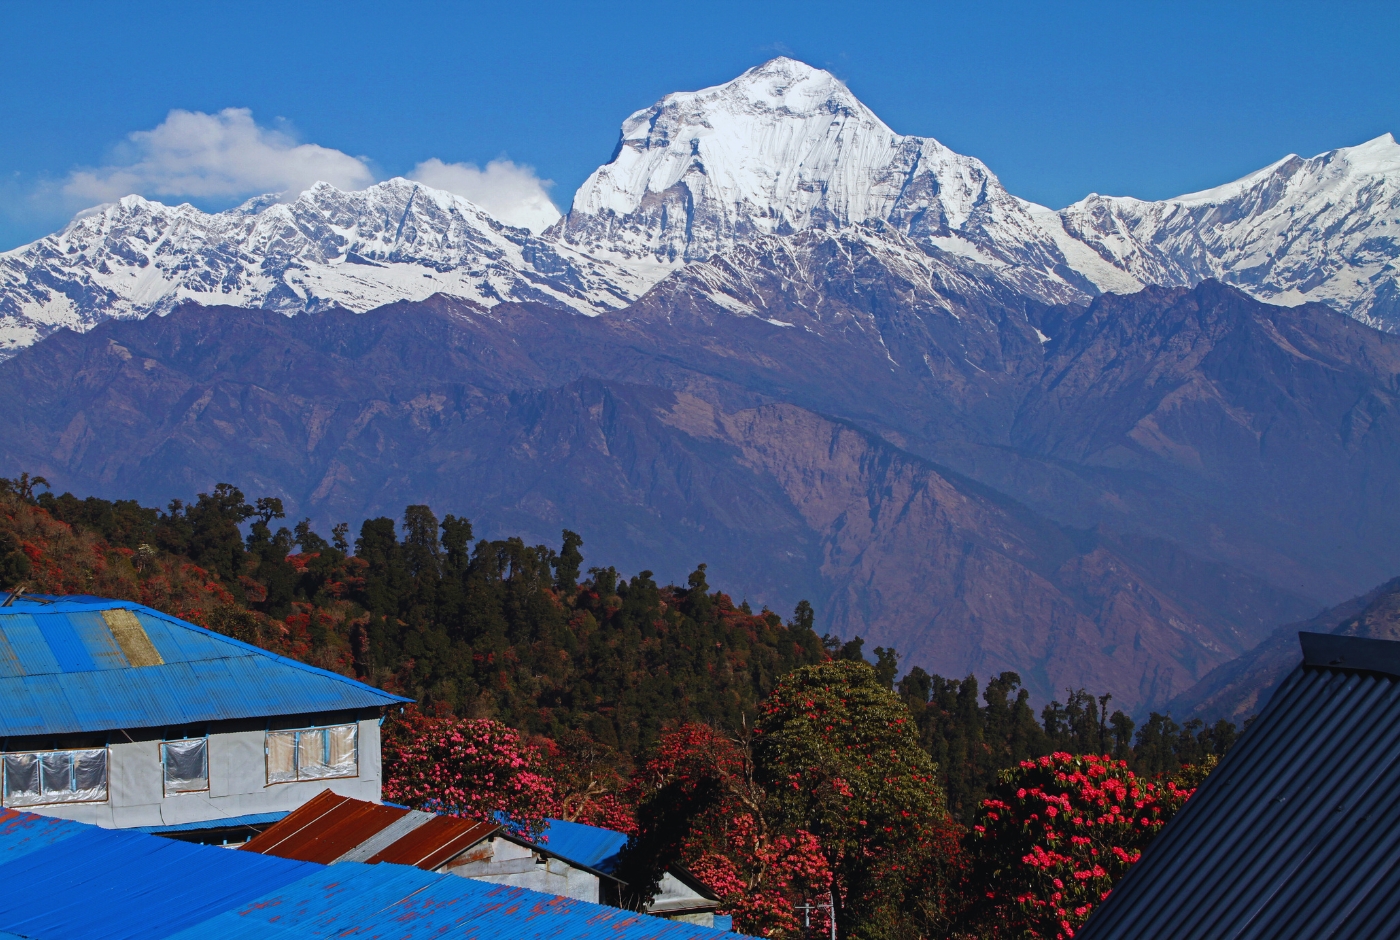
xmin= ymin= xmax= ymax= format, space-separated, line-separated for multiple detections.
xmin=1 ymin=473 xmax=824 ymax=754
xmin=0 ymin=472 xmax=1244 ymax=936
xmin=1 ymin=474 xmax=1237 ymax=798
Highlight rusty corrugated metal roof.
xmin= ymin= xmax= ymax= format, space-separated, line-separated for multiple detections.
xmin=241 ymin=789 xmax=499 ymax=869
xmin=368 ymin=813 xmax=498 ymax=869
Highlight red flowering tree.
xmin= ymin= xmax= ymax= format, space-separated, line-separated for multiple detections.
xmin=686 ymin=815 xmax=833 ymax=938
xmin=382 ymin=709 xmax=556 ymax=839
xmin=619 ymin=723 xmax=832 ymax=939
xmin=963 ymin=752 xmax=1194 ymax=939
xmin=539 ymin=729 xmax=637 ymax=834
xmin=753 ymin=661 xmax=959 ymax=939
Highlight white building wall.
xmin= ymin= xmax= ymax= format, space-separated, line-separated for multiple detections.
xmin=19 ymin=716 xmax=382 ymax=828
xmin=649 ymin=871 xmax=719 ymax=926
xmin=439 ymin=835 xmax=605 ymax=903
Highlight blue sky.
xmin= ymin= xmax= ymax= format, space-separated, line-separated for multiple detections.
xmin=2 ymin=0 xmax=1396 ymax=249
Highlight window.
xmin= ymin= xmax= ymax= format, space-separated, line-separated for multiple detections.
xmin=1 ymin=749 xmax=108 ymax=807
xmin=162 ymin=737 xmax=209 ymax=794
xmin=266 ymin=725 xmax=357 ymax=784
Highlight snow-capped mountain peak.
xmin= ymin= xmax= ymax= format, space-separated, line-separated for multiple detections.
xmin=4 ymin=60 xmax=1400 ymax=358
xmin=1056 ymin=132 xmax=1400 ymax=324
xmin=567 ymin=57 xmax=902 ymax=225
xmin=552 ymin=57 xmax=1092 ymax=305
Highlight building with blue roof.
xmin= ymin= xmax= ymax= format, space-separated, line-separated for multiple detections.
xmin=525 ymin=818 xmax=723 ymax=923
xmin=0 ymin=593 xmax=409 ymax=835
xmin=245 ymin=790 xmax=726 ymax=926
xmin=0 ymin=806 xmax=742 ymax=940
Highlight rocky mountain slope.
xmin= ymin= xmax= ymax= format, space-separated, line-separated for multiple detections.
xmin=1000 ymin=281 xmax=1400 ymax=601
xmin=0 ymin=297 xmax=1318 ymax=711
xmin=1170 ymin=576 xmax=1400 ymax=722
xmin=619 ymin=255 xmax=1400 ymax=607
xmin=11 ymin=278 xmax=1397 ymax=712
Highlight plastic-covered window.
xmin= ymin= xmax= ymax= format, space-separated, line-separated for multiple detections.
xmin=2 ymin=749 xmax=108 ymax=806
xmin=267 ymin=730 xmax=296 ymax=784
xmin=162 ymin=738 xmax=208 ymax=794
xmin=266 ymin=725 xmax=357 ymax=783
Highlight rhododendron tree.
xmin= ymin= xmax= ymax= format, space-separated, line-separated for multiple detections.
xmin=620 ymin=723 xmax=833 ymax=939
xmin=540 ymin=729 xmax=636 ymax=834
xmin=689 ymin=821 xmax=833 ymax=939
xmin=754 ymin=660 xmax=958 ymax=939
xmin=382 ymin=709 xmax=555 ymax=839
xmin=962 ymin=752 xmax=1194 ymax=939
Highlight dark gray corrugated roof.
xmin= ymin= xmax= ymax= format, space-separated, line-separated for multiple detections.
xmin=1079 ymin=632 xmax=1400 ymax=940
xmin=0 ymin=596 xmax=409 ymax=735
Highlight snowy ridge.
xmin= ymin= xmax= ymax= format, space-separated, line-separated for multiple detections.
xmin=1055 ymin=134 xmax=1400 ymax=325
xmin=0 ymin=179 xmax=650 ymax=355
xmin=636 ymin=226 xmax=1036 ymax=331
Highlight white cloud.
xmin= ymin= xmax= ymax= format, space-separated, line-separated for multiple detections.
xmin=39 ymin=109 xmax=564 ymax=237
xmin=63 ymin=108 xmax=375 ymax=204
xmin=409 ymin=158 xmax=561 ymax=233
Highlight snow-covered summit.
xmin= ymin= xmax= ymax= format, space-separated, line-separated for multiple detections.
xmin=551 ymin=57 xmax=1094 ymax=305
xmin=0 ymin=178 xmax=649 ymax=355
xmin=1055 ymin=133 xmax=1400 ymax=324
xmin=567 ymin=57 xmax=919 ymax=232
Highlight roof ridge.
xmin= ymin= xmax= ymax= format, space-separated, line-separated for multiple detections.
xmin=121 ymin=601 xmax=412 ymax=703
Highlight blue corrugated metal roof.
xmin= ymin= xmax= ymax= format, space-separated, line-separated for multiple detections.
xmin=0 ymin=807 xmax=85 ymax=864
xmin=131 ymin=811 xmax=289 ymax=834
xmin=0 ymin=809 xmax=317 ymax=940
xmin=0 ymin=597 xmax=409 ymax=735
xmin=171 ymin=858 xmax=732 ymax=940
xmin=0 ymin=808 xmax=741 ymax=939
xmin=1079 ymin=632 xmax=1400 ymax=940
xmin=534 ymin=817 xmax=631 ymax=874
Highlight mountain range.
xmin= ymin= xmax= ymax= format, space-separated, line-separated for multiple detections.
xmin=3 ymin=57 xmax=1399 ymax=716
xmin=6 ymin=58 xmax=1400 ymax=355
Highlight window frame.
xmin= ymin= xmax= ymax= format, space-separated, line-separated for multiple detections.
xmin=160 ymin=735 xmax=210 ymax=796
xmin=264 ymin=723 xmax=359 ymax=785
xmin=1 ymin=746 xmax=110 ymax=807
